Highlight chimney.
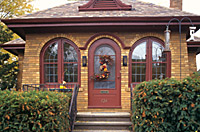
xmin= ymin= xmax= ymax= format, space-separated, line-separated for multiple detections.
xmin=170 ymin=0 xmax=182 ymax=10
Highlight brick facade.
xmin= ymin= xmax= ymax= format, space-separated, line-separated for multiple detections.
xmin=188 ymin=50 xmax=197 ymax=76
xmin=21 ymin=31 xmax=190 ymax=112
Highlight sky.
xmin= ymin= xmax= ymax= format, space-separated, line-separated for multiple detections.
xmin=31 ymin=0 xmax=200 ymax=70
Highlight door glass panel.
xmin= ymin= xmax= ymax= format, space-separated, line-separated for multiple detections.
xmin=63 ymin=42 xmax=78 ymax=62
xmin=95 ymin=45 xmax=115 ymax=55
xmin=152 ymin=63 xmax=166 ymax=79
xmin=44 ymin=42 xmax=58 ymax=62
xmin=132 ymin=63 xmax=146 ymax=82
xmin=94 ymin=45 xmax=115 ymax=89
xmin=132 ymin=42 xmax=146 ymax=62
xmin=44 ymin=64 xmax=58 ymax=82
xmin=64 ymin=63 xmax=78 ymax=82
xmin=152 ymin=41 xmax=166 ymax=62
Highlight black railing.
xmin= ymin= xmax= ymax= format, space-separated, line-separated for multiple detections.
xmin=69 ymin=84 xmax=79 ymax=131
xmin=22 ymin=83 xmax=79 ymax=132
xmin=130 ymin=83 xmax=133 ymax=111
xmin=23 ymin=83 xmax=74 ymax=92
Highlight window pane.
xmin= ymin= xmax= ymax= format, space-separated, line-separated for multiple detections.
xmin=132 ymin=42 xmax=146 ymax=62
xmin=132 ymin=63 xmax=146 ymax=82
xmin=63 ymin=42 xmax=78 ymax=62
xmin=64 ymin=63 xmax=78 ymax=82
xmin=44 ymin=64 xmax=58 ymax=82
xmin=152 ymin=63 xmax=166 ymax=79
xmin=94 ymin=45 xmax=115 ymax=89
xmin=152 ymin=41 xmax=166 ymax=62
xmin=44 ymin=42 xmax=58 ymax=62
xmin=95 ymin=45 xmax=115 ymax=55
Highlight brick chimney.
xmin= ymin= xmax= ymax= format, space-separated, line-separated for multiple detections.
xmin=170 ymin=0 xmax=182 ymax=10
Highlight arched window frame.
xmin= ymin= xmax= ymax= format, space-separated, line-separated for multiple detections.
xmin=40 ymin=38 xmax=81 ymax=85
xmin=129 ymin=37 xmax=171 ymax=87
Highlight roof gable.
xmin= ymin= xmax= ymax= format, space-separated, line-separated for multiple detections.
xmin=78 ymin=0 xmax=132 ymax=11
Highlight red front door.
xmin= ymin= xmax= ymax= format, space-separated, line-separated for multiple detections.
xmin=88 ymin=38 xmax=121 ymax=108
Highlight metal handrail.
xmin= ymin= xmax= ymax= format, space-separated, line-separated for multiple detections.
xmin=69 ymin=84 xmax=79 ymax=131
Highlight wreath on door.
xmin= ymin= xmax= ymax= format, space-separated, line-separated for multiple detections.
xmin=92 ymin=55 xmax=113 ymax=80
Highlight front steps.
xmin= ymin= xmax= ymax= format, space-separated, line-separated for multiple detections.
xmin=73 ymin=112 xmax=132 ymax=132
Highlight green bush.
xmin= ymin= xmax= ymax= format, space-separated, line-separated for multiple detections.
xmin=0 ymin=90 xmax=71 ymax=132
xmin=132 ymin=73 xmax=200 ymax=132
xmin=0 ymin=52 xmax=18 ymax=90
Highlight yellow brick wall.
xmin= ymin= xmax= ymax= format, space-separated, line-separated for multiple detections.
xmin=170 ymin=32 xmax=190 ymax=80
xmin=188 ymin=50 xmax=197 ymax=76
xmin=21 ymin=31 xmax=191 ymax=112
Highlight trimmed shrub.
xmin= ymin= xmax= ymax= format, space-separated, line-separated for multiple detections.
xmin=132 ymin=74 xmax=200 ymax=132
xmin=0 ymin=90 xmax=71 ymax=132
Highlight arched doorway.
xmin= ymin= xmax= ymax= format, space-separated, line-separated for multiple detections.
xmin=88 ymin=38 xmax=121 ymax=108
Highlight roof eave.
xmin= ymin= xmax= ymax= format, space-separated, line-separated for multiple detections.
xmin=2 ymin=16 xmax=200 ymax=40
xmin=2 ymin=16 xmax=200 ymax=25
xmin=0 ymin=44 xmax=25 ymax=56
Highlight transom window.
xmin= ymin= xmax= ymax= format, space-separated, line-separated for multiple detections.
xmin=130 ymin=37 xmax=171 ymax=85
xmin=41 ymin=38 xmax=80 ymax=84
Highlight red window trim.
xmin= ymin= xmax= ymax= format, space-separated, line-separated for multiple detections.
xmin=129 ymin=37 xmax=171 ymax=87
xmin=40 ymin=37 xmax=81 ymax=86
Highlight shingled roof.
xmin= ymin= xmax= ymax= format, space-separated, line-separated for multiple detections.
xmin=17 ymin=0 xmax=196 ymax=19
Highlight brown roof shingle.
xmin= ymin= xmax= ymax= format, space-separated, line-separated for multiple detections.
xmin=16 ymin=0 xmax=197 ymax=19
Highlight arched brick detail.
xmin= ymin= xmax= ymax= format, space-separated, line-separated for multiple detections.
xmin=129 ymin=33 xmax=165 ymax=48
xmin=81 ymin=32 xmax=129 ymax=50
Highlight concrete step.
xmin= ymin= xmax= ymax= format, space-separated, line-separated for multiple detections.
xmin=74 ymin=121 xmax=132 ymax=130
xmin=77 ymin=112 xmax=131 ymax=121
xmin=74 ymin=112 xmax=132 ymax=131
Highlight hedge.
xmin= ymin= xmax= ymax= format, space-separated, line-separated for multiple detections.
xmin=132 ymin=72 xmax=200 ymax=132
xmin=0 ymin=90 xmax=71 ymax=132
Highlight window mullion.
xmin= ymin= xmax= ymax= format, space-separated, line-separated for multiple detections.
xmin=146 ymin=39 xmax=151 ymax=81
xmin=58 ymin=39 xmax=62 ymax=83
xmin=149 ymin=40 xmax=153 ymax=81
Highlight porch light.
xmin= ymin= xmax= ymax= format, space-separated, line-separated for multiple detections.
xmin=123 ymin=56 xmax=127 ymax=66
xmin=82 ymin=56 xmax=87 ymax=67
xmin=164 ymin=26 xmax=171 ymax=51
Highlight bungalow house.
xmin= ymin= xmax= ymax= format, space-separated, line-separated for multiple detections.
xmin=1 ymin=0 xmax=200 ymax=113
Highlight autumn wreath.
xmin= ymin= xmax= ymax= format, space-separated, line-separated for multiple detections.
xmin=92 ymin=55 xmax=114 ymax=80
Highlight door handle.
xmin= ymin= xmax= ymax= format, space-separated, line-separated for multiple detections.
xmin=117 ymin=76 xmax=120 ymax=79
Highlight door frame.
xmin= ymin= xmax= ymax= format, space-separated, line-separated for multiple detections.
xmin=88 ymin=38 xmax=121 ymax=108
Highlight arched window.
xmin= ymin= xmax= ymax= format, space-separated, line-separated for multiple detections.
xmin=41 ymin=38 xmax=80 ymax=84
xmin=130 ymin=37 xmax=171 ymax=86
